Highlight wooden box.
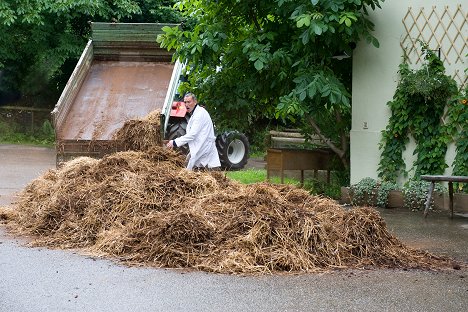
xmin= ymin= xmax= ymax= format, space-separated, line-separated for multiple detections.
xmin=266 ymin=148 xmax=334 ymax=184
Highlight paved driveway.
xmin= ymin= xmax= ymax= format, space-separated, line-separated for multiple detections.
xmin=1 ymin=144 xmax=467 ymax=312
xmin=0 ymin=144 xmax=55 ymax=206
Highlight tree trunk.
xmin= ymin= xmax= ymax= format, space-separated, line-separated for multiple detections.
xmin=306 ymin=116 xmax=349 ymax=170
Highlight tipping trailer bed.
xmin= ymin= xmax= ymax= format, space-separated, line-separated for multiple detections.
xmin=52 ymin=23 xmax=176 ymax=165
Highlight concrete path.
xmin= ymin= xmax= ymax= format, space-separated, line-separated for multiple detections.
xmin=1 ymin=144 xmax=467 ymax=312
xmin=0 ymin=144 xmax=55 ymax=206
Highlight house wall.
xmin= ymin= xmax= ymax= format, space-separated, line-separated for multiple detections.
xmin=351 ymin=0 xmax=466 ymax=184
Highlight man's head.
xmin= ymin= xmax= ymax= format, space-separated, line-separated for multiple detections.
xmin=184 ymin=93 xmax=198 ymax=113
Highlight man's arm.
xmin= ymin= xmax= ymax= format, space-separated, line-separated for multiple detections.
xmin=173 ymin=112 xmax=205 ymax=147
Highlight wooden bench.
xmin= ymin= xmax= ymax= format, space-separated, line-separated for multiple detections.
xmin=266 ymin=148 xmax=334 ymax=185
xmin=421 ymin=175 xmax=468 ymax=218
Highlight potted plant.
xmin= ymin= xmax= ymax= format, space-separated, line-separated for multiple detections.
xmin=348 ymin=178 xmax=400 ymax=208
xmin=402 ymin=179 xmax=445 ymax=212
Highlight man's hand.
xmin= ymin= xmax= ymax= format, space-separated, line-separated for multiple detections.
xmin=166 ymin=140 xmax=174 ymax=149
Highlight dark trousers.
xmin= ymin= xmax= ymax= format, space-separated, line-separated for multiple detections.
xmin=193 ymin=166 xmax=221 ymax=172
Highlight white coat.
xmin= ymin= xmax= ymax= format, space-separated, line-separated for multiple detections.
xmin=174 ymin=105 xmax=221 ymax=170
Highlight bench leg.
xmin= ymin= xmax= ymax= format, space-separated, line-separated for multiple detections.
xmin=449 ymin=181 xmax=454 ymax=219
xmin=423 ymin=182 xmax=435 ymax=218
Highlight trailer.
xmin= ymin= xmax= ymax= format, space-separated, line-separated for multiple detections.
xmin=52 ymin=22 xmax=249 ymax=169
xmin=52 ymin=22 xmax=174 ymax=164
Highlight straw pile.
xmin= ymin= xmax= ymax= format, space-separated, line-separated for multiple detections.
xmin=0 ymin=147 xmax=453 ymax=274
xmin=112 ymin=110 xmax=163 ymax=151
xmin=0 ymin=109 xmax=455 ymax=274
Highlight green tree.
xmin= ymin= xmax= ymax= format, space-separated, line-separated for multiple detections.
xmin=158 ymin=0 xmax=384 ymax=169
xmin=0 ymin=0 xmax=181 ymax=107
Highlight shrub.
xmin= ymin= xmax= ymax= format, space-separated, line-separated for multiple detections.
xmin=349 ymin=177 xmax=399 ymax=208
xmin=402 ymin=179 xmax=445 ymax=211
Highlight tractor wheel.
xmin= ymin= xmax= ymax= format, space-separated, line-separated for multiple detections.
xmin=216 ymin=131 xmax=249 ymax=170
xmin=166 ymin=117 xmax=189 ymax=155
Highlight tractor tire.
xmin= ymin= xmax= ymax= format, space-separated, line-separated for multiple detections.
xmin=216 ymin=131 xmax=250 ymax=170
xmin=165 ymin=117 xmax=189 ymax=155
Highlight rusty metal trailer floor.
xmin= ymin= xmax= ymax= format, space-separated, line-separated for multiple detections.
xmin=58 ymin=60 xmax=173 ymax=141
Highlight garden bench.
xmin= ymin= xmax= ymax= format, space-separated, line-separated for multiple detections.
xmin=421 ymin=175 xmax=468 ymax=218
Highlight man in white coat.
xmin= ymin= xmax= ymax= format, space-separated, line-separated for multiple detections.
xmin=166 ymin=93 xmax=221 ymax=170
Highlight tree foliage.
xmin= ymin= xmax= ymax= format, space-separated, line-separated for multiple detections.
xmin=158 ymin=0 xmax=385 ymax=168
xmin=0 ymin=0 xmax=181 ymax=106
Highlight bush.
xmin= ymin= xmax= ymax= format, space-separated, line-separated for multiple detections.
xmin=349 ymin=177 xmax=399 ymax=208
xmin=402 ymin=179 xmax=445 ymax=211
xmin=0 ymin=119 xmax=55 ymax=146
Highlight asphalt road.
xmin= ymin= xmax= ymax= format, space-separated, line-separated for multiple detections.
xmin=1 ymin=144 xmax=467 ymax=312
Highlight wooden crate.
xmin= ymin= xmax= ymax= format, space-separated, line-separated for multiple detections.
xmin=266 ymin=148 xmax=334 ymax=185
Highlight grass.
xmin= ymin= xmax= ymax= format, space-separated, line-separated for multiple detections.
xmin=0 ymin=134 xmax=55 ymax=147
xmin=226 ymin=168 xmax=301 ymax=186
xmin=226 ymin=168 xmax=343 ymax=200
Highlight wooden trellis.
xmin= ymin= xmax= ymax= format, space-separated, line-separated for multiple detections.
xmin=401 ymin=5 xmax=467 ymax=87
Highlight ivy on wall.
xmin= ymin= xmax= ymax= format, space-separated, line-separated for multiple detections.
xmin=378 ymin=43 xmax=466 ymax=187
xmin=445 ymin=87 xmax=468 ymax=191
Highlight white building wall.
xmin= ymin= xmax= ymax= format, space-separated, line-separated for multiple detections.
xmin=351 ymin=0 xmax=466 ymax=184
